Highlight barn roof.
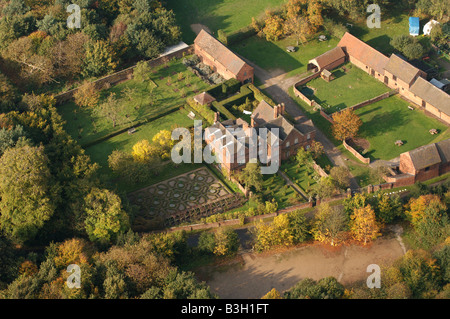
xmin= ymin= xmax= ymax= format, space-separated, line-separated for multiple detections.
xmin=410 ymin=77 xmax=450 ymax=117
xmin=406 ymin=143 xmax=442 ymax=170
xmin=384 ymin=54 xmax=423 ymax=85
xmin=436 ymin=139 xmax=450 ymax=164
xmin=337 ymin=32 xmax=389 ymax=74
xmin=309 ymin=47 xmax=346 ymax=70
xmin=194 ymin=29 xmax=248 ymax=76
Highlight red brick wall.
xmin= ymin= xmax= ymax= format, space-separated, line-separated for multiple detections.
xmin=414 ymin=164 xmax=441 ymax=182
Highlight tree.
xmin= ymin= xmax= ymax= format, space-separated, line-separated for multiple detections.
xmin=108 ymin=149 xmax=151 ymax=184
xmin=284 ymin=276 xmax=344 ymax=299
xmin=263 ymin=13 xmax=284 ymax=41
xmin=262 ymin=288 xmax=283 ymax=299
xmin=296 ymin=147 xmax=312 ymax=166
xmin=238 ymin=162 xmax=263 ymax=192
xmin=288 ymin=210 xmax=309 ymax=244
xmin=132 ymin=139 xmax=158 ymax=163
xmin=374 ymin=192 xmax=402 ymax=224
xmin=330 ymin=166 xmax=350 ymax=190
xmin=0 ymin=72 xmax=18 ymax=112
xmin=213 ymin=228 xmax=240 ymax=257
xmin=402 ymin=42 xmax=425 ymax=60
xmin=83 ymin=188 xmax=130 ymax=245
xmin=82 ymin=40 xmax=117 ymax=78
xmin=308 ymin=140 xmax=323 ymax=159
xmin=133 ymin=60 xmax=152 ymax=82
xmin=350 ymin=205 xmax=381 ymax=245
xmin=152 ymin=129 xmax=175 ymax=160
xmin=0 ymin=124 xmax=29 ymax=156
xmin=332 ymin=108 xmax=362 ymax=141
xmin=309 ymin=176 xmax=338 ymax=199
xmin=97 ymin=92 xmax=126 ymax=128
xmin=253 ymin=214 xmax=294 ymax=252
xmin=0 ymin=145 xmax=56 ymax=244
xmin=312 ymin=203 xmax=347 ymax=246
xmin=74 ymin=81 xmax=100 ymax=108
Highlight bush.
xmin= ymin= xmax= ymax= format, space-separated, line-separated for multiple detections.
xmin=197 ymin=63 xmax=213 ymax=76
xmin=182 ymin=54 xmax=200 ymax=67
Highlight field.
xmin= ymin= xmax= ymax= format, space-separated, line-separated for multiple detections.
xmin=354 ymin=95 xmax=450 ymax=160
xmin=299 ymin=63 xmax=391 ymax=113
xmin=232 ymin=35 xmax=340 ymax=77
xmin=167 ymin=0 xmax=287 ymax=43
xmin=59 ymin=58 xmax=210 ymax=146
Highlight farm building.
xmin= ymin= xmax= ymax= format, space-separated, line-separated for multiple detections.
xmin=307 ymin=47 xmax=346 ymax=72
xmin=194 ymin=29 xmax=254 ymax=84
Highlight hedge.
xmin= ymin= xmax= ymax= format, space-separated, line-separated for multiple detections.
xmin=211 ymin=101 xmax=236 ymax=120
xmin=220 ymin=83 xmax=254 ymax=109
xmin=206 ymin=78 xmax=242 ymax=100
xmin=186 ymin=97 xmax=216 ymax=125
xmin=227 ymin=25 xmax=257 ymax=46
xmin=248 ymin=83 xmax=276 ymax=106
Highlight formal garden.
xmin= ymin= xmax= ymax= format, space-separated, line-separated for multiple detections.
xmin=128 ymin=167 xmax=235 ymax=230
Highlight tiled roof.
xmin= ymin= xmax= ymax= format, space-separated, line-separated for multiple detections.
xmin=337 ymin=32 xmax=389 ymax=74
xmin=194 ymin=29 xmax=248 ymax=76
xmin=436 ymin=139 xmax=450 ymax=164
xmin=406 ymin=143 xmax=442 ymax=170
xmin=193 ymin=92 xmax=216 ymax=105
xmin=310 ymin=47 xmax=346 ymax=69
xmin=410 ymin=77 xmax=450 ymax=117
xmin=384 ymin=54 xmax=423 ymax=85
xmin=251 ymin=100 xmax=275 ymax=125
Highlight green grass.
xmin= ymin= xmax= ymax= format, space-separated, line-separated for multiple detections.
xmin=354 ymin=95 xmax=450 ymax=161
xmin=302 ymin=63 xmax=390 ymax=113
xmin=85 ymin=109 xmax=196 ymax=174
xmin=231 ymin=35 xmax=340 ymax=77
xmin=167 ymin=0 xmax=287 ymax=43
xmin=58 ymin=58 xmax=210 ymax=145
xmin=262 ymin=173 xmax=301 ymax=208
xmin=280 ymin=160 xmax=317 ymax=193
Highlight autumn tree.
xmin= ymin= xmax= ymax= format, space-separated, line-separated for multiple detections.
xmin=332 ymin=108 xmax=362 ymax=141
xmin=83 ymin=188 xmax=130 ymax=245
xmin=132 ymin=139 xmax=158 ymax=163
xmin=330 ymin=166 xmax=350 ymax=190
xmin=82 ymin=39 xmax=117 ymax=78
xmin=253 ymin=214 xmax=295 ymax=252
xmin=108 ymin=149 xmax=151 ymax=184
xmin=133 ymin=60 xmax=152 ymax=82
xmin=152 ymin=129 xmax=175 ymax=160
xmin=263 ymin=12 xmax=284 ymax=41
xmin=198 ymin=228 xmax=240 ymax=257
xmin=238 ymin=162 xmax=263 ymax=192
xmin=262 ymin=288 xmax=283 ymax=299
xmin=74 ymin=81 xmax=100 ymax=108
xmin=97 ymin=92 xmax=126 ymax=128
xmin=0 ymin=145 xmax=56 ymax=244
xmin=312 ymin=203 xmax=347 ymax=246
xmin=309 ymin=140 xmax=324 ymax=159
xmin=350 ymin=204 xmax=381 ymax=245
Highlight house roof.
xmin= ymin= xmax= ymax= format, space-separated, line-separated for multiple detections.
xmin=337 ymin=32 xmax=389 ymax=74
xmin=309 ymin=47 xmax=346 ymax=70
xmin=384 ymin=54 xmax=423 ymax=85
xmin=410 ymin=77 xmax=450 ymax=116
xmin=251 ymin=100 xmax=275 ymax=125
xmin=194 ymin=29 xmax=248 ymax=76
xmin=435 ymin=139 xmax=450 ymax=164
xmin=264 ymin=117 xmax=300 ymax=141
xmin=406 ymin=143 xmax=442 ymax=170
xmin=193 ymin=91 xmax=216 ymax=105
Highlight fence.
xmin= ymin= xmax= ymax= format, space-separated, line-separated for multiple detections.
xmin=54 ymin=45 xmax=194 ymax=105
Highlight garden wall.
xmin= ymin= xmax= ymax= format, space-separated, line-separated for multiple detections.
xmin=312 ymin=160 xmax=328 ymax=177
xmin=293 ymin=86 xmax=314 ymax=107
xmin=343 ymin=139 xmax=370 ymax=164
xmin=54 ymin=45 xmax=194 ymax=105
xmin=320 ymin=109 xmax=334 ymax=123
xmin=346 ymin=90 xmax=396 ymax=112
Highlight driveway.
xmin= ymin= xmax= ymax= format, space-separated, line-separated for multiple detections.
xmin=241 ymin=57 xmax=360 ymax=189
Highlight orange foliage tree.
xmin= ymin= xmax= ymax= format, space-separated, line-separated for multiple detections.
xmin=332 ymin=108 xmax=363 ymax=141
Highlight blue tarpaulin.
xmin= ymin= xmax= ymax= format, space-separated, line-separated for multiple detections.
xmin=409 ymin=17 xmax=420 ymax=36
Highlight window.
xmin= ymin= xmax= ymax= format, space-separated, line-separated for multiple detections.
xmin=424 ymin=166 xmax=431 ymax=172
xmin=286 ymin=141 xmax=290 ymax=148
xmin=307 ymin=134 xmax=311 ymax=140
xmin=294 ymin=138 xmax=299 ymax=144
xmin=393 ymin=75 xmax=397 ymax=81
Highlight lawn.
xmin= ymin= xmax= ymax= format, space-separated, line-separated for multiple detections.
xmin=281 ymin=160 xmax=318 ymax=194
xmin=231 ymin=35 xmax=340 ymax=77
xmin=300 ymin=63 xmax=391 ymax=113
xmin=167 ymin=0 xmax=287 ymax=43
xmin=58 ymin=57 xmax=210 ymax=145
xmin=354 ymin=95 xmax=450 ymax=161
xmin=262 ymin=173 xmax=301 ymax=208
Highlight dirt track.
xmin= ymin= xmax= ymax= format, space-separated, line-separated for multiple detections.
xmin=198 ymin=237 xmax=404 ymax=299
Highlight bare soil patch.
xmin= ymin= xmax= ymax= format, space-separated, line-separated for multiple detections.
xmin=199 ymin=238 xmax=404 ymax=299
xmin=348 ymin=137 xmax=370 ymax=152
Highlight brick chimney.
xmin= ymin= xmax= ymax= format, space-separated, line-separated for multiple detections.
xmin=214 ymin=112 xmax=220 ymax=123
xmin=274 ymin=105 xmax=280 ymax=119
xmin=250 ymin=116 xmax=255 ymax=127
xmin=280 ymin=103 xmax=285 ymax=115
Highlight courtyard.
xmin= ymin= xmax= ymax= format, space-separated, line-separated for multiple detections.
xmin=297 ymin=63 xmax=391 ymax=114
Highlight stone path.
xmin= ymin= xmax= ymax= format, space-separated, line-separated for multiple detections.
xmin=277 ymin=171 xmax=308 ymax=200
